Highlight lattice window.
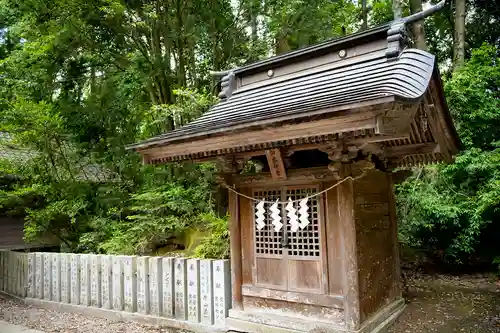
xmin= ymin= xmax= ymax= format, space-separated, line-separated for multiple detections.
xmin=286 ymin=187 xmax=320 ymax=257
xmin=253 ymin=189 xmax=283 ymax=256
xmin=253 ymin=186 xmax=321 ymax=258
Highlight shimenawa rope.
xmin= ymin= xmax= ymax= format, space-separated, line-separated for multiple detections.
xmin=221 ymin=172 xmax=366 ymax=204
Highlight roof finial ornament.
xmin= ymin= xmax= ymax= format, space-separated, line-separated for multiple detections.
xmin=386 ymin=0 xmax=446 ymax=59
xmin=210 ymin=70 xmax=236 ymax=100
xmin=403 ymin=0 xmax=446 ymax=25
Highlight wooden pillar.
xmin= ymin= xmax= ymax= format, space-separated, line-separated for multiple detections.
xmin=339 ymin=165 xmax=361 ymax=331
xmin=228 ymin=188 xmax=243 ymax=310
xmin=388 ymin=173 xmax=402 ymax=298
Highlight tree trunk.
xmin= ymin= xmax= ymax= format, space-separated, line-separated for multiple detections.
xmin=393 ymin=0 xmax=403 ymax=20
xmin=362 ymin=0 xmax=368 ymax=30
xmin=410 ymin=0 xmax=427 ymax=50
xmin=275 ymin=27 xmax=290 ymax=55
xmin=175 ymin=0 xmax=187 ymax=88
xmin=453 ymin=0 xmax=466 ymax=68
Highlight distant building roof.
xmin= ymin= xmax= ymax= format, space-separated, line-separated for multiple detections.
xmin=0 ymin=216 xmax=59 ymax=250
xmin=0 ymin=132 xmax=116 ymax=182
xmin=0 ymin=132 xmax=34 ymax=162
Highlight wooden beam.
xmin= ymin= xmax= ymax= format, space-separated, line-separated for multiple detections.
xmin=424 ymin=102 xmax=452 ymax=161
xmin=387 ymin=173 xmax=402 ymax=299
xmin=348 ymin=134 xmax=411 ymax=145
xmin=339 ymin=164 xmax=361 ymax=331
xmin=142 ymin=113 xmax=379 ymax=161
xmin=241 ymin=285 xmax=344 ymax=309
xmin=265 ymin=148 xmax=287 ymax=180
xmin=385 ymin=142 xmax=438 ymax=158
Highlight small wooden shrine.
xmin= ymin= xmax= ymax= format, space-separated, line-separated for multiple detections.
xmin=129 ymin=2 xmax=459 ymax=333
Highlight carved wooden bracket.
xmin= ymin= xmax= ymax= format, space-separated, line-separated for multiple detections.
xmin=215 ymin=155 xmax=250 ymax=176
xmin=319 ymin=142 xmax=361 ymax=180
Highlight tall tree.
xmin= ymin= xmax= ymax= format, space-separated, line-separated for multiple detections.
xmin=410 ymin=0 xmax=427 ymax=50
xmin=362 ymin=0 xmax=368 ymax=30
xmin=454 ymin=0 xmax=466 ymax=67
xmin=393 ymin=0 xmax=403 ymax=20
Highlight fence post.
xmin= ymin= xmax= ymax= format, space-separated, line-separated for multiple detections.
xmin=90 ymin=255 xmax=101 ymax=307
xmin=137 ymin=256 xmax=150 ymax=314
xmin=7 ymin=252 xmax=12 ymax=294
xmin=0 ymin=252 xmax=4 ymax=292
xmin=80 ymin=254 xmax=91 ymax=306
xmin=15 ymin=253 xmax=20 ymax=296
xmin=70 ymin=254 xmax=81 ymax=305
xmin=27 ymin=253 xmax=36 ymax=298
xmin=187 ymin=259 xmax=201 ymax=322
xmin=174 ymin=258 xmax=187 ymax=320
xmin=112 ymin=256 xmax=124 ymax=311
xmin=43 ymin=253 xmax=52 ymax=300
xmin=101 ymin=255 xmax=113 ymax=309
xmin=200 ymin=259 xmax=214 ymax=325
xmin=60 ymin=254 xmax=71 ymax=303
xmin=162 ymin=257 xmax=174 ymax=318
xmin=123 ymin=256 xmax=137 ymax=313
xmin=22 ymin=254 xmax=28 ymax=297
xmin=149 ymin=257 xmax=162 ymax=316
xmin=51 ymin=253 xmax=61 ymax=302
xmin=35 ymin=253 xmax=44 ymax=299
xmin=213 ymin=260 xmax=231 ymax=326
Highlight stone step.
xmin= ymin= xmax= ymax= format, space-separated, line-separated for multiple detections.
xmin=227 ymin=308 xmax=346 ymax=333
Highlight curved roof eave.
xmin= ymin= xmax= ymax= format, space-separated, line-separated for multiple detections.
xmin=129 ymin=49 xmax=436 ymax=151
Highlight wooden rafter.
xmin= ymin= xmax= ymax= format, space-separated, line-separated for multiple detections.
xmin=385 ymin=142 xmax=439 ymax=158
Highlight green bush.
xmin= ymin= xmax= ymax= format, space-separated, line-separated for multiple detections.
xmin=396 ymin=44 xmax=500 ymax=267
xmin=194 ymin=212 xmax=229 ymax=259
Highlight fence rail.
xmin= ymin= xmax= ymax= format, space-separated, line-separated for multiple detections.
xmin=0 ymin=251 xmax=231 ymax=329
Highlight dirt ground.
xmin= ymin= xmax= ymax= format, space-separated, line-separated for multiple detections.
xmin=0 ymin=274 xmax=498 ymax=332
xmin=388 ymin=274 xmax=500 ymax=333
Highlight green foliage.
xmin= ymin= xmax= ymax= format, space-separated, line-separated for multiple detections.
xmin=194 ymin=213 xmax=230 ymax=260
xmin=396 ymin=44 xmax=500 ymax=265
xmin=0 ymin=0 xmax=499 ymax=268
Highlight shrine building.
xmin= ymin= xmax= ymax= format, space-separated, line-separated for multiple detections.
xmin=128 ymin=2 xmax=460 ymax=332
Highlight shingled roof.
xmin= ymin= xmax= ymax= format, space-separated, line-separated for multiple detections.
xmin=129 ymin=1 xmax=459 ymax=167
xmin=132 ymin=49 xmax=435 ymax=148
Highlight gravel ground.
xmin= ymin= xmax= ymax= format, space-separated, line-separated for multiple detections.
xmin=0 ymin=294 xmax=174 ymax=333
xmin=0 ymin=275 xmax=498 ymax=333
xmin=389 ymin=274 xmax=500 ymax=333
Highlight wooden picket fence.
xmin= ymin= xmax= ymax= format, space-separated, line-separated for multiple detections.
xmin=0 ymin=251 xmax=231 ymax=328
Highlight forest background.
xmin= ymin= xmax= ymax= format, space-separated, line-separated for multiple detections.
xmin=0 ymin=0 xmax=498 ymax=272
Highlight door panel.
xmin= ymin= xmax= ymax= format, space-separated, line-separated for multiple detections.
xmin=256 ymin=257 xmax=287 ymax=287
xmin=287 ymin=259 xmax=322 ymax=291
xmin=285 ymin=186 xmax=323 ymax=293
xmin=252 ymin=185 xmax=326 ymax=294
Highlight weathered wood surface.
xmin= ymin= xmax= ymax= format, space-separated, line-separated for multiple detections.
xmin=265 ymin=148 xmax=287 ymax=180
xmin=338 ymin=165 xmax=361 ymax=331
xmin=354 ymin=170 xmax=399 ymax=323
xmin=228 ymin=190 xmax=243 ymax=310
xmin=242 ymin=285 xmax=343 ymax=308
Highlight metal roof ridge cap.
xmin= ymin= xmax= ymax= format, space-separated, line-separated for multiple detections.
xmin=231 ymin=24 xmax=391 ymax=75
xmin=386 ymin=1 xmax=446 ymax=59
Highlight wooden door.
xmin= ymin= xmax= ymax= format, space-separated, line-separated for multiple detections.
xmin=252 ymin=185 xmax=325 ymax=294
